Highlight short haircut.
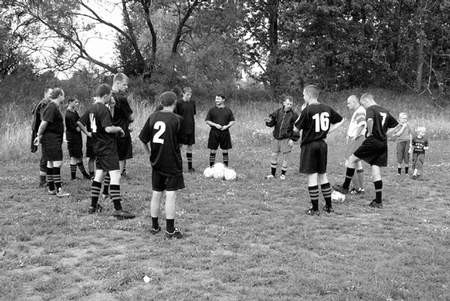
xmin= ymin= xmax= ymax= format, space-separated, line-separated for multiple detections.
xmin=113 ymin=72 xmax=129 ymax=84
xmin=183 ymin=86 xmax=192 ymax=93
xmin=282 ymin=94 xmax=294 ymax=103
xmin=95 ymin=84 xmax=111 ymax=98
xmin=360 ymin=93 xmax=374 ymax=102
xmin=347 ymin=95 xmax=359 ymax=103
xmin=172 ymin=86 xmax=182 ymax=97
xmin=49 ymin=88 xmax=64 ymax=99
xmin=67 ymin=97 xmax=77 ymax=103
xmin=304 ymin=85 xmax=320 ymax=99
xmin=160 ymin=91 xmax=177 ymax=107
xmin=216 ymin=94 xmax=226 ymax=100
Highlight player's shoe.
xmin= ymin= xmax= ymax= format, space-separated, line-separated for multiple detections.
xmin=369 ymin=200 xmax=383 ymax=208
xmin=332 ymin=184 xmax=349 ymax=194
xmin=280 ymin=174 xmax=286 ymax=180
xmin=165 ymin=228 xmax=183 ymax=239
xmin=150 ymin=226 xmax=161 ymax=235
xmin=350 ymin=187 xmax=365 ymax=195
xmin=56 ymin=189 xmax=71 ymax=198
xmin=322 ymin=205 xmax=334 ymax=213
xmin=265 ymin=174 xmax=275 ymax=179
xmin=112 ymin=209 xmax=135 ymax=220
xmin=48 ymin=189 xmax=57 ymax=195
xmin=412 ymin=174 xmax=418 ymax=180
xmin=88 ymin=204 xmax=103 ymax=214
xmin=305 ymin=208 xmax=320 ymax=216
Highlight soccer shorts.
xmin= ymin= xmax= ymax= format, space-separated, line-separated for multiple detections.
xmin=412 ymin=152 xmax=425 ymax=171
xmin=152 ymin=169 xmax=185 ymax=191
xmin=396 ymin=141 xmax=410 ymax=164
xmin=96 ymin=154 xmax=120 ymax=171
xmin=179 ymin=132 xmax=195 ymax=146
xmin=67 ymin=138 xmax=83 ymax=158
xmin=208 ymin=129 xmax=232 ymax=150
xmin=271 ymin=138 xmax=293 ymax=154
xmin=86 ymin=137 xmax=95 ymax=158
xmin=300 ymin=139 xmax=327 ymax=174
xmin=354 ymin=136 xmax=388 ymax=167
xmin=345 ymin=135 xmax=364 ymax=158
xmin=117 ymin=134 xmax=133 ymax=160
xmin=41 ymin=133 xmax=63 ymax=161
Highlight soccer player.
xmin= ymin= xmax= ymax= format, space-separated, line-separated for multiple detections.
xmin=174 ymin=86 xmax=196 ymax=172
xmin=333 ymin=93 xmax=399 ymax=208
xmin=33 ymin=88 xmax=70 ymax=197
xmin=65 ymin=97 xmax=90 ymax=180
xmin=139 ymin=91 xmax=184 ymax=239
xmin=294 ymin=85 xmax=343 ymax=215
xmin=345 ymin=95 xmax=366 ymax=194
xmin=392 ymin=112 xmax=412 ymax=175
xmin=31 ymin=88 xmax=52 ymax=187
xmin=411 ymin=126 xmax=429 ymax=179
xmin=111 ymin=73 xmax=133 ymax=177
xmin=79 ymin=84 xmax=135 ymax=219
xmin=205 ymin=94 xmax=235 ymax=167
xmin=264 ymin=95 xmax=299 ymax=180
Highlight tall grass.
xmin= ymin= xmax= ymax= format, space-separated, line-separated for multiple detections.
xmin=1 ymin=89 xmax=449 ymax=162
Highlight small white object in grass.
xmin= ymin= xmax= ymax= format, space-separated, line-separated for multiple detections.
xmin=331 ymin=190 xmax=346 ymax=202
xmin=143 ymin=275 xmax=151 ymax=283
xmin=224 ymin=168 xmax=237 ymax=181
xmin=203 ymin=167 xmax=214 ymax=178
xmin=212 ymin=163 xmax=225 ymax=179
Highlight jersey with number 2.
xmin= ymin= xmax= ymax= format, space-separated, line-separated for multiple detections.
xmin=295 ymin=103 xmax=342 ymax=146
xmin=139 ymin=111 xmax=183 ymax=176
xmin=365 ymin=105 xmax=398 ymax=141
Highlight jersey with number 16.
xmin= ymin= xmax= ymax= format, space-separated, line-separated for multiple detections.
xmin=139 ymin=111 xmax=183 ymax=176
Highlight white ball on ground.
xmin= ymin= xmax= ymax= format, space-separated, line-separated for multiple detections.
xmin=212 ymin=163 xmax=225 ymax=179
xmin=203 ymin=167 xmax=214 ymax=178
xmin=224 ymin=168 xmax=237 ymax=181
xmin=331 ymin=190 xmax=346 ymax=202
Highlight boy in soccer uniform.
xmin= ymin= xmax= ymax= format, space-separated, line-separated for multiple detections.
xmin=65 ymin=97 xmax=90 ymax=180
xmin=34 ymin=88 xmax=70 ymax=197
xmin=392 ymin=112 xmax=412 ymax=175
xmin=139 ymin=91 xmax=185 ymax=239
xmin=411 ymin=126 xmax=429 ymax=179
xmin=174 ymin=87 xmax=196 ymax=172
xmin=31 ymin=88 xmax=52 ymax=187
xmin=334 ymin=93 xmax=399 ymax=208
xmin=345 ymin=95 xmax=366 ymax=194
xmin=79 ymin=84 xmax=135 ymax=219
xmin=205 ymin=94 xmax=235 ymax=167
xmin=294 ymin=85 xmax=343 ymax=215
xmin=111 ymin=73 xmax=133 ymax=176
xmin=264 ymin=95 xmax=299 ymax=180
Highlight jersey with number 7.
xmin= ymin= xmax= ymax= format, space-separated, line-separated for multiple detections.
xmin=139 ymin=111 xmax=183 ymax=176
xmin=295 ymin=103 xmax=343 ymax=146
xmin=365 ymin=105 xmax=398 ymax=141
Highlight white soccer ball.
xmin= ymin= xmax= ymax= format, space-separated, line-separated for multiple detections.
xmin=224 ymin=168 xmax=237 ymax=181
xmin=203 ymin=167 xmax=214 ymax=178
xmin=331 ymin=190 xmax=346 ymax=202
xmin=212 ymin=163 xmax=225 ymax=179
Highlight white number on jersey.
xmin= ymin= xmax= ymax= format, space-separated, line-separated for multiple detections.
xmin=380 ymin=112 xmax=387 ymax=126
xmin=152 ymin=121 xmax=166 ymax=144
xmin=89 ymin=113 xmax=97 ymax=133
xmin=312 ymin=112 xmax=330 ymax=132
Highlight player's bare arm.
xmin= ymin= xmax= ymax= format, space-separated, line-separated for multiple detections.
xmin=76 ymin=121 xmax=92 ymax=137
xmin=33 ymin=121 xmax=48 ymax=145
xmin=206 ymin=120 xmax=222 ymax=130
xmin=140 ymin=140 xmax=150 ymax=155
xmin=222 ymin=121 xmax=235 ymax=130
xmin=366 ymin=118 xmax=374 ymax=136
xmin=106 ymin=125 xmax=125 ymax=137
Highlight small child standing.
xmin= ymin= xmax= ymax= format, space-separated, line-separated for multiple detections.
xmin=393 ymin=112 xmax=412 ymax=175
xmin=411 ymin=126 xmax=429 ymax=179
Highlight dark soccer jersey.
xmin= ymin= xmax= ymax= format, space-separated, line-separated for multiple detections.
xmin=412 ymin=136 xmax=428 ymax=153
xmin=80 ymin=102 xmax=117 ymax=157
xmin=205 ymin=106 xmax=235 ymax=130
xmin=65 ymin=110 xmax=81 ymax=142
xmin=366 ymin=105 xmax=398 ymax=141
xmin=295 ymin=103 xmax=342 ymax=146
xmin=112 ymin=92 xmax=132 ymax=134
xmin=42 ymin=102 xmax=64 ymax=137
xmin=174 ymin=100 xmax=196 ymax=134
xmin=139 ymin=111 xmax=183 ymax=176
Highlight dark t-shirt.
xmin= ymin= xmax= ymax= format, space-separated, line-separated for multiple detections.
xmin=412 ymin=136 xmax=428 ymax=153
xmin=295 ymin=103 xmax=342 ymax=146
xmin=80 ymin=102 xmax=117 ymax=157
xmin=205 ymin=106 xmax=235 ymax=132
xmin=139 ymin=111 xmax=183 ymax=176
xmin=42 ymin=102 xmax=64 ymax=137
xmin=65 ymin=110 xmax=81 ymax=142
xmin=174 ymin=100 xmax=196 ymax=134
xmin=112 ymin=92 xmax=133 ymax=135
xmin=366 ymin=105 xmax=398 ymax=141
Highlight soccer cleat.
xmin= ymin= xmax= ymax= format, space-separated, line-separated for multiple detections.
xmin=112 ymin=210 xmax=135 ymax=220
xmin=88 ymin=204 xmax=103 ymax=214
xmin=332 ymin=184 xmax=349 ymax=195
xmin=188 ymin=168 xmax=196 ymax=173
xmin=412 ymin=174 xmax=418 ymax=180
xmin=165 ymin=228 xmax=183 ymax=239
xmin=150 ymin=226 xmax=161 ymax=235
xmin=350 ymin=188 xmax=365 ymax=195
xmin=265 ymin=174 xmax=275 ymax=179
xmin=369 ymin=200 xmax=383 ymax=208
xmin=322 ymin=205 xmax=334 ymax=213
xmin=48 ymin=189 xmax=57 ymax=195
xmin=305 ymin=208 xmax=320 ymax=216
xmin=56 ymin=189 xmax=71 ymax=198
xmin=280 ymin=174 xmax=286 ymax=180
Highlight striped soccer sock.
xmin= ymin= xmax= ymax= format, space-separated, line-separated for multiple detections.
xmin=102 ymin=174 xmax=110 ymax=196
xmin=321 ymin=183 xmax=332 ymax=207
xmin=270 ymin=162 xmax=277 ymax=176
xmin=308 ymin=185 xmax=320 ymax=211
xmin=109 ymin=184 xmax=123 ymax=210
xmin=91 ymin=181 xmax=102 ymax=208
xmin=209 ymin=152 xmax=216 ymax=167
xmin=374 ymin=180 xmax=383 ymax=203
xmin=47 ymin=167 xmax=55 ymax=191
xmin=223 ymin=152 xmax=229 ymax=167
xmin=187 ymin=152 xmax=193 ymax=169
xmin=343 ymin=168 xmax=355 ymax=189
xmin=53 ymin=167 xmax=62 ymax=190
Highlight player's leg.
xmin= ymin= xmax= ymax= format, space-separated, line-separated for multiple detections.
xmin=396 ymin=142 xmax=403 ymax=174
xmin=109 ymin=169 xmax=134 ymax=219
xmin=355 ymin=160 xmax=364 ymax=193
xmin=412 ymin=153 xmax=418 ymax=178
xmin=53 ymin=160 xmax=69 ymax=197
xmin=369 ymin=165 xmax=383 ymax=207
xmin=267 ymin=139 xmax=279 ymax=179
xmin=88 ymin=157 xmax=95 ymax=178
xmin=39 ymin=155 xmax=47 ymax=187
xmin=403 ymin=142 xmax=410 ymax=174
xmin=120 ymin=160 xmax=126 ymax=176
xmin=186 ymin=144 xmax=194 ymax=172
xmin=207 ymin=130 xmax=218 ymax=167
xmin=102 ymin=172 xmax=111 ymax=199
xmin=222 ymin=150 xmax=229 ymax=167
xmin=47 ymin=161 xmax=55 ymax=194
xmin=319 ymin=173 xmax=333 ymax=212
xmin=76 ymin=157 xmax=90 ymax=179
xmin=150 ymin=191 xmax=163 ymax=233
xmin=280 ymin=152 xmax=288 ymax=180
xmin=221 ymin=131 xmax=232 ymax=167
xmin=209 ymin=149 xmax=217 ymax=167
xmin=334 ymin=154 xmax=359 ymax=194
xmin=164 ymin=174 xmax=185 ymax=238
xmin=69 ymin=156 xmax=78 ymax=180
xmin=416 ymin=153 xmax=425 ymax=177
xmin=306 ymin=173 xmax=320 ymax=215
xmin=89 ymin=169 xmax=106 ymax=213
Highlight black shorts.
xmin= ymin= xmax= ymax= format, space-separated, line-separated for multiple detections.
xmin=41 ymin=133 xmax=63 ymax=161
xmin=208 ymin=130 xmax=232 ymax=150
xmin=86 ymin=137 xmax=95 ymax=158
xmin=67 ymin=139 xmax=83 ymax=158
xmin=152 ymin=169 xmax=185 ymax=191
xmin=179 ymin=132 xmax=195 ymax=146
xmin=96 ymin=154 xmax=120 ymax=171
xmin=117 ymin=135 xmax=133 ymax=160
xmin=354 ymin=136 xmax=388 ymax=167
xmin=300 ymin=140 xmax=327 ymax=174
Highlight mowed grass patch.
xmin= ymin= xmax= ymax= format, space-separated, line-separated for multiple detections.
xmin=0 ymin=128 xmax=449 ymax=300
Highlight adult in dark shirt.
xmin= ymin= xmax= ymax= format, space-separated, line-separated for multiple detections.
xmin=31 ymin=88 xmax=52 ymax=187
xmin=174 ymin=86 xmax=196 ymax=172
xmin=65 ymin=97 xmax=90 ymax=180
xmin=34 ymin=88 xmax=70 ymax=197
xmin=294 ymin=85 xmax=343 ymax=215
xmin=79 ymin=84 xmax=134 ymax=219
xmin=334 ymin=93 xmax=400 ymax=208
xmin=139 ymin=91 xmax=184 ymax=239
xmin=205 ymin=94 xmax=235 ymax=167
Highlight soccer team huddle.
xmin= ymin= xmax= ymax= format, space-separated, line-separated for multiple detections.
xmin=31 ymin=74 xmax=430 ymax=239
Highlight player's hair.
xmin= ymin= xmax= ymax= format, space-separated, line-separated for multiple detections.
xmin=159 ymin=91 xmax=177 ymax=107
xmin=348 ymin=95 xmax=359 ymax=103
xmin=113 ymin=72 xmax=129 ymax=84
xmin=282 ymin=94 xmax=294 ymax=103
xmin=399 ymin=112 xmax=408 ymax=119
xmin=216 ymin=94 xmax=226 ymax=100
xmin=360 ymin=93 xmax=375 ymax=102
xmin=49 ymin=88 xmax=64 ymax=99
xmin=304 ymin=85 xmax=320 ymax=99
xmin=67 ymin=97 xmax=78 ymax=103
xmin=95 ymin=84 xmax=111 ymax=98
xmin=416 ymin=126 xmax=426 ymax=133
xmin=183 ymin=86 xmax=192 ymax=93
